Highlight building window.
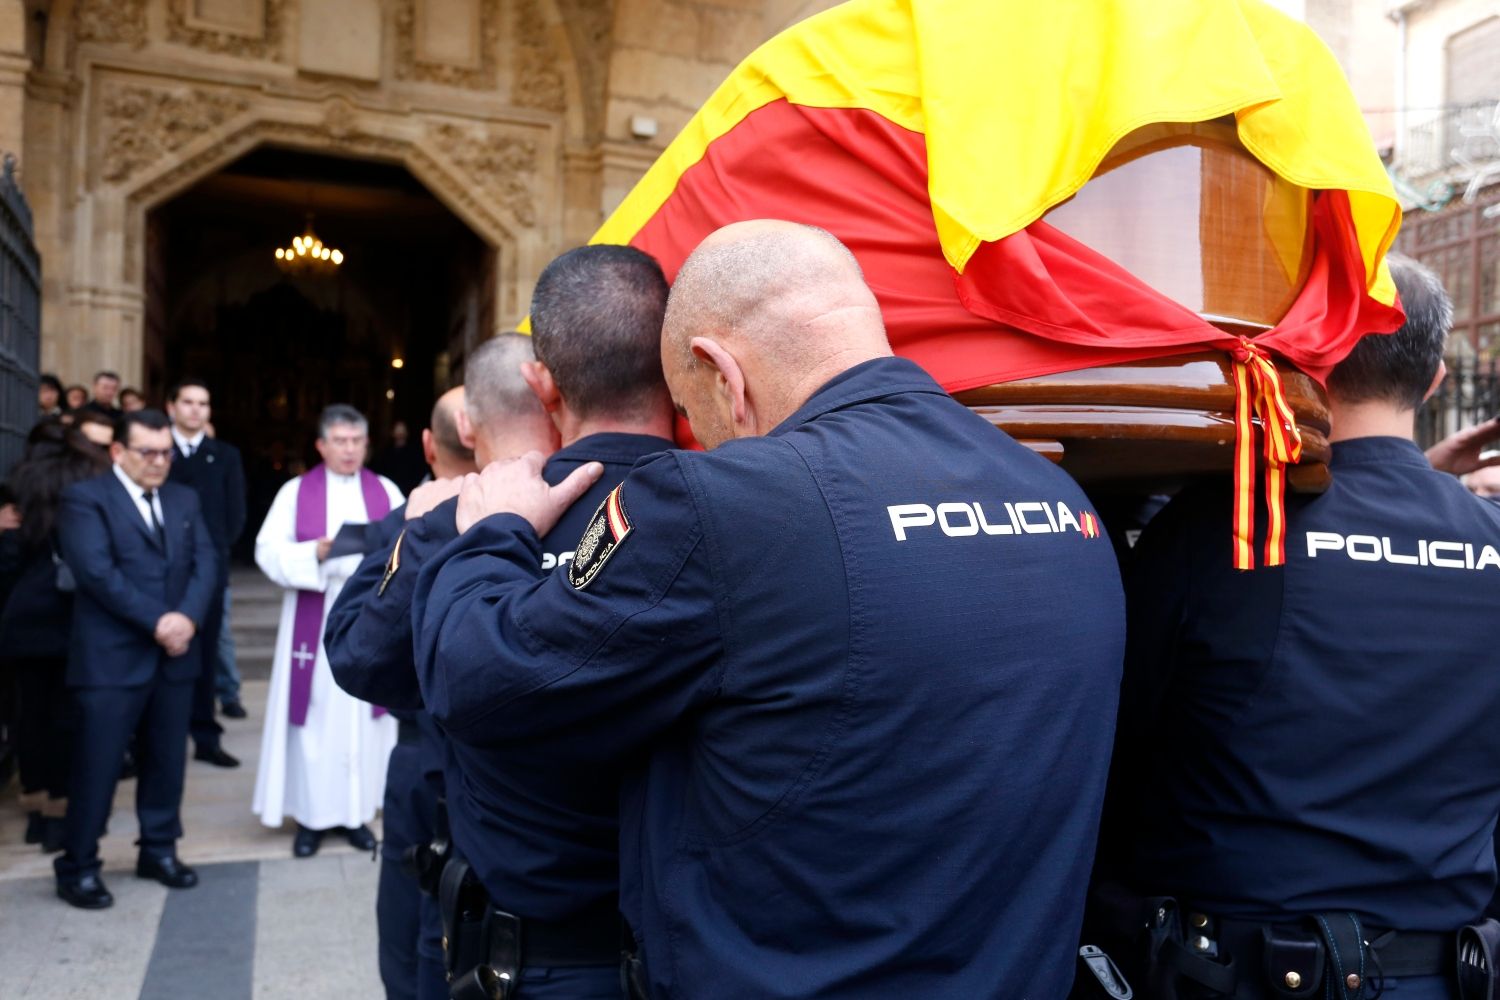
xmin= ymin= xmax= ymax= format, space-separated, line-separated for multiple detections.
xmin=1398 ymin=188 xmax=1500 ymax=359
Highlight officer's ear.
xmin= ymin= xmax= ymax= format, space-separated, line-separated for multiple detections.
xmin=1421 ymin=360 xmax=1447 ymax=405
xmin=520 ymin=361 xmax=562 ymax=413
xmin=690 ymin=336 xmax=748 ymax=427
xmin=421 ymin=428 xmax=437 ymax=468
xmin=454 ymin=409 xmax=477 ymax=452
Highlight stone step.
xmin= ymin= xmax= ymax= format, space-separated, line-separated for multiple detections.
xmin=227 ymin=604 xmax=282 ymax=627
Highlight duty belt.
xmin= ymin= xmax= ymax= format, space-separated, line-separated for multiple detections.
xmin=439 ymin=855 xmax=621 ymax=1000
xmin=1201 ymin=912 xmax=1453 ymax=997
xmin=1161 ymin=906 xmax=1494 ymax=1000
xmin=1085 ymin=884 xmax=1499 ymax=1000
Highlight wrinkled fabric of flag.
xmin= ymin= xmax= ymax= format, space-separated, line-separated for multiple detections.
xmin=577 ymin=0 xmax=1406 ymax=566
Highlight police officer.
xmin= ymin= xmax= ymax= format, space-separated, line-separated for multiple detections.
xmin=327 ymin=386 xmax=480 ymax=1000
xmin=1096 ymin=255 xmax=1500 ymax=1000
xmin=331 ymin=246 xmax=678 ymax=1000
xmin=409 ymin=221 xmax=1127 ymax=999
xmin=327 ymin=339 xmax=556 ymax=1000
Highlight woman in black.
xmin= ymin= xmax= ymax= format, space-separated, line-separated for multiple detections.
xmin=1 ymin=419 xmax=108 ymax=849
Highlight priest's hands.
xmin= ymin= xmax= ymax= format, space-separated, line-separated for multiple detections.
xmin=455 ymin=452 xmax=604 ymax=537
xmin=1426 ymin=417 xmax=1500 ymax=475
xmin=407 ymin=477 xmax=464 ymax=520
xmin=315 ymin=537 xmax=333 ymax=562
xmin=155 ymin=611 xmax=197 ymax=658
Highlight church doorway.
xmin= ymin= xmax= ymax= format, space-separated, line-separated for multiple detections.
xmin=145 ymin=147 xmax=495 ymax=559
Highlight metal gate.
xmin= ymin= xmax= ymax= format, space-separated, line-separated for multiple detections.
xmin=0 ymin=152 xmax=40 ymax=478
xmin=1417 ymin=354 xmax=1500 ymax=449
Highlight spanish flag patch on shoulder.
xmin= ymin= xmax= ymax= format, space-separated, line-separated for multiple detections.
xmin=568 ymin=484 xmax=633 ymax=590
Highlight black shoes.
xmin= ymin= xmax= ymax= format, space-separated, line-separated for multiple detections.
xmin=136 ymin=854 xmax=199 ymax=889
xmin=30 ymin=812 xmax=66 ymax=853
xmin=293 ymin=824 xmax=324 ymax=858
xmin=57 ymin=873 xmax=114 ymax=910
xmin=220 ymin=699 xmax=247 ymax=719
xmin=292 ymin=824 xmax=375 ymax=856
xmin=344 ymin=824 xmax=377 ymax=852
xmin=192 ymin=745 xmax=241 ymax=768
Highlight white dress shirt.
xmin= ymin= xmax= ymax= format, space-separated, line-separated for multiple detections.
xmin=112 ymin=462 xmax=165 ymax=534
xmin=171 ymin=426 xmax=206 ymax=457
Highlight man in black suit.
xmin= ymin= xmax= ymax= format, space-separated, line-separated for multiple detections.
xmin=54 ymin=408 xmax=218 ymax=909
xmin=80 ymin=370 xmax=122 ymax=418
xmin=167 ymin=379 xmax=248 ymax=758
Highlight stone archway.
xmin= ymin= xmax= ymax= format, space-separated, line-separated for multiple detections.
xmin=96 ymin=92 xmax=558 ymax=386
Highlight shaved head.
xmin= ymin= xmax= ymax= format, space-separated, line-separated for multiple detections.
xmin=663 ymin=221 xmax=883 ymax=365
xmin=662 ymin=221 xmax=891 ymax=447
xmin=463 ymin=333 xmax=558 ymax=466
xmin=430 ymin=387 xmax=472 ymax=463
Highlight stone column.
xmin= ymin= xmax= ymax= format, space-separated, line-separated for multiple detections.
xmin=0 ymin=0 xmax=28 ymax=168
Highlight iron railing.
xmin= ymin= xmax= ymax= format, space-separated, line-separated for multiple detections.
xmin=0 ymin=153 xmax=41 ymax=479
xmin=1417 ymin=354 xmax=1500 ymax=449
xmin=1401 ymin=101 xmax=1500 ymax=185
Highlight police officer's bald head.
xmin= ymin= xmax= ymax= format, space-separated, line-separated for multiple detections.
xmin=662 ymin=221 xmax=891 ymax=448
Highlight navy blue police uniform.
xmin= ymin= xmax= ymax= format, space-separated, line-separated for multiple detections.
xmin=55 ymin=469 xmax=218 ymax=885
xmin=331 ymin=432 xmax=672 ymax=1000
xmin=326 ymin=503 xmax=448 ymax=1000
xmin=1102 ymin=436 xmax=1500 ymax=1000
xmin=411 ymin=357 xmax=1127 ymax=999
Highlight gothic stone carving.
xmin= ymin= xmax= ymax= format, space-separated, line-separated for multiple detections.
xmin=514 ymin=0 xmax=567 ymax=113
xmin=166 ymin=0 xmax=289 ymax=60
xmin=74 ymin=0 xmax=148 ymax=47
xmin=428 ymin=123 xmax=539 ymax=228
xmin=100 ymin=85 xmax=251 ymax=185
xmin=394 ymin=0 xmax=501 ymax=89
xmin=554 ymin=0 xmax=614 ymax=139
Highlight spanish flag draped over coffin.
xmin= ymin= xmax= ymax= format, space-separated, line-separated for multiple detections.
xmin=587 ymin=0 xmax=1405 ymax=568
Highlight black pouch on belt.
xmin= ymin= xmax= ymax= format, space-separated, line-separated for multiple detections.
xmin=1457 ymin=917 xmax=1500 ymax=1000
xmin=1261 ymin=925 xmax=1324 ymax=998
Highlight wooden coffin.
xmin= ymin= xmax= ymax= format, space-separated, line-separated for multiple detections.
xmin=960 ymin=120 xmax=1332 ymax=492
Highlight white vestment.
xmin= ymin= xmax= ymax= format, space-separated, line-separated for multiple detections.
xmin=251 ymin=468 xmax=404 ymax=830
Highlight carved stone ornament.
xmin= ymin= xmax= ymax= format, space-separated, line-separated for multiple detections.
xmin=74 ymin=0 xmax=149 ymax=48
xmin=167 ymin=0 xmax=289 ymax=60
xmin=513 ymin=0 xmax=567 ymax=113
xmin=554 ymin=0 xmax=614 ymax=138
xmin=322 ymin=98 xmax=359 ymax=142
xmin=394 ymin=0 xmax=501 ymax=89
xmin=100 ymin=85 xmax=251 ymax=185
xmin=428 ymin=123 xmax=539 ymax=228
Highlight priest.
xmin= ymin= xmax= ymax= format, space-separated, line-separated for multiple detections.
xmin=252 ymin=404 xmax=404 ymax=856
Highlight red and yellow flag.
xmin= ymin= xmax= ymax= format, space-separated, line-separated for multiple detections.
xmin=583 ymin=0 xmax=1406 ymax=568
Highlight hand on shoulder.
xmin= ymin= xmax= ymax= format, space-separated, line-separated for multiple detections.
xmin=455 ymin=452 xmax=602 ymax=536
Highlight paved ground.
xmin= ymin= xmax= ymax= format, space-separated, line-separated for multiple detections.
xmin=0 ymin=570 xmax=388 ymax=999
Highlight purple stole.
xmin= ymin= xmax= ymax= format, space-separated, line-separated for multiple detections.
xmin=288 ymin=464 xmax=391 ymax=726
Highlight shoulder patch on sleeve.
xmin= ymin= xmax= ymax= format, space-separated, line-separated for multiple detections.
xmin=568 ymin=484 xmax=633 ymax=590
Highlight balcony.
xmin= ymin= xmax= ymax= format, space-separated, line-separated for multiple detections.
xmin=1398 ymin=100 xmax=1500 ymax=202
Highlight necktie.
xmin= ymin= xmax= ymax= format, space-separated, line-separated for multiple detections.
xmin=142 ymin=490 xmax=166 ymax=548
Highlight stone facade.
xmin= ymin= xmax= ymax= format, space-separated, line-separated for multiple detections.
xmin=0 ymin=0 xmax=839 ymax=385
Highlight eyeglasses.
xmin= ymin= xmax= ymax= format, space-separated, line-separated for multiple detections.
xmin=128 ymin=447 xmax=174 ymax=463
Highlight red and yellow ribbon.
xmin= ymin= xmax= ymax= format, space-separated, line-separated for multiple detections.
xmin=1229 ymin=338 xmax=1304 ymax=570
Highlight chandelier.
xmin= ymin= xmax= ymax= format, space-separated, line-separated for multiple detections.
xmin=274 ymin=215 xmax=344 ymax=273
